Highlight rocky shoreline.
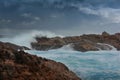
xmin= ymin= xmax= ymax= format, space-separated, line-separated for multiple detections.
xmin=0 ymin=41 xmax=81 ymax=80
xmin=31 ymin=32 xmax=120 ymax=52
xmin=0 ymin=32 xmax=120 ymax=80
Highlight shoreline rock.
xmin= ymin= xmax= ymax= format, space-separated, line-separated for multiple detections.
xmin=0 ymin=42 xmax=81 ymax=80
xmin=31 ymin=32 xmax=120 ymax=52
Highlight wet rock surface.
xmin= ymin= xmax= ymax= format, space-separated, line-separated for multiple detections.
xmin=31 ymin=32 xmax=120 ymax=52
xmin=0 ymin=42 xmax=81 ymax=80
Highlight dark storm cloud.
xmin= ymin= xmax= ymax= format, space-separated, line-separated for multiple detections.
xmin=0 ymin=0 xmax=120 ymax=35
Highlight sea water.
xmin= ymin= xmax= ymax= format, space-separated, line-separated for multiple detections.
xmin=26 ymin=50 xmax=120 ymax=80
xmin=1 ymin=30 xmax=120 ymax=80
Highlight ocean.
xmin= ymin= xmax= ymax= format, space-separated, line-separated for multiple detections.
xmin=26 ymin=50 xmax=120 ymax=80
xmin=0 ymin=30 xmax=120 ymax=80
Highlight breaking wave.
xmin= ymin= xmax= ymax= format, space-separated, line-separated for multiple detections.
xmin=0 ymin=30 xmax=120 ymax=80
xmin=0 ymin=30 xmax=63 ymax=48
xmin=97 ymin=43 xmax=117 ymax=51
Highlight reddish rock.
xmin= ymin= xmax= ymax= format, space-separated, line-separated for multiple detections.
xmin=73 ymin=40 xmax=99 ymax=52
xmin=31 ymin=37 xmax=66 ymax=50
xmin=0 ymin=42 xmax=81 ymax=80
xmin=31 ymin=32 xmax=120 ymax=52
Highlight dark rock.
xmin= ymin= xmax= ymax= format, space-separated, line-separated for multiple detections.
xmin=0 ymin=42 xmax=81 ymax=80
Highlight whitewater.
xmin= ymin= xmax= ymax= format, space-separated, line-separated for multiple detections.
xmin=0 ymin=30 xmax=120 ymax=80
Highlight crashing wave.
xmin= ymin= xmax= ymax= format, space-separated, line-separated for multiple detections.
xmin=96 ymin=43 xmax=117 ymax=51
xmin=0 ymin=30 xmax=63 ymax=48
xmin=58 ymin=44 xmax=74 ymax=51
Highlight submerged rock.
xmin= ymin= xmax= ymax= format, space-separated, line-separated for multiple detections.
xmin=31 ymin=32 xmax=120 ymax=52
xmin=0 ymin=42 xmax=81 ymax=80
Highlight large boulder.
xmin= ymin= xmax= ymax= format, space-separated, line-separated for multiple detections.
xmin=0 ymin=42 xmax=81 ymax=80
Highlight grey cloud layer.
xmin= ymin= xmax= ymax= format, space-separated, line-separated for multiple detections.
xmin=0 ymin=0 xmax=120 ymax=35
xmin=79 ymin=7 xmax=120 ymax=23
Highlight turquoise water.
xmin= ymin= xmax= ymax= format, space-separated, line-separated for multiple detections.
xmin=26 ymin=50 xmax=120 ymax=80
xmin=1 ymin=30 xmax=120 ymax=80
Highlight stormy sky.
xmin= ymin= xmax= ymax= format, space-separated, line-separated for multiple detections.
xmin=0 ymin=0 xmax=120 ymax=35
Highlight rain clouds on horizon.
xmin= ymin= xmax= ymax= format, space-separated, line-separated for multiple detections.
xmin=0 ymin=0 xmax=120 ymax=35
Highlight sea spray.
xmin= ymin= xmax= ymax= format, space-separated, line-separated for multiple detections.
xmin=0 ymin=30 xmax=63 ymax=48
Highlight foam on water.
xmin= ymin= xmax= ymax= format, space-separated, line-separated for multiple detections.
xmin=25 ymin=50 xmax=120 ymax=80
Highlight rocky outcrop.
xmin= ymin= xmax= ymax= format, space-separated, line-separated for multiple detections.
xmin=31 ymin=32 xmax=120 ymax=52
xmin=0 ymin=42 xmax=81 ymax=80
xmin=31 ymin=37 xmax=66 ymax=50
